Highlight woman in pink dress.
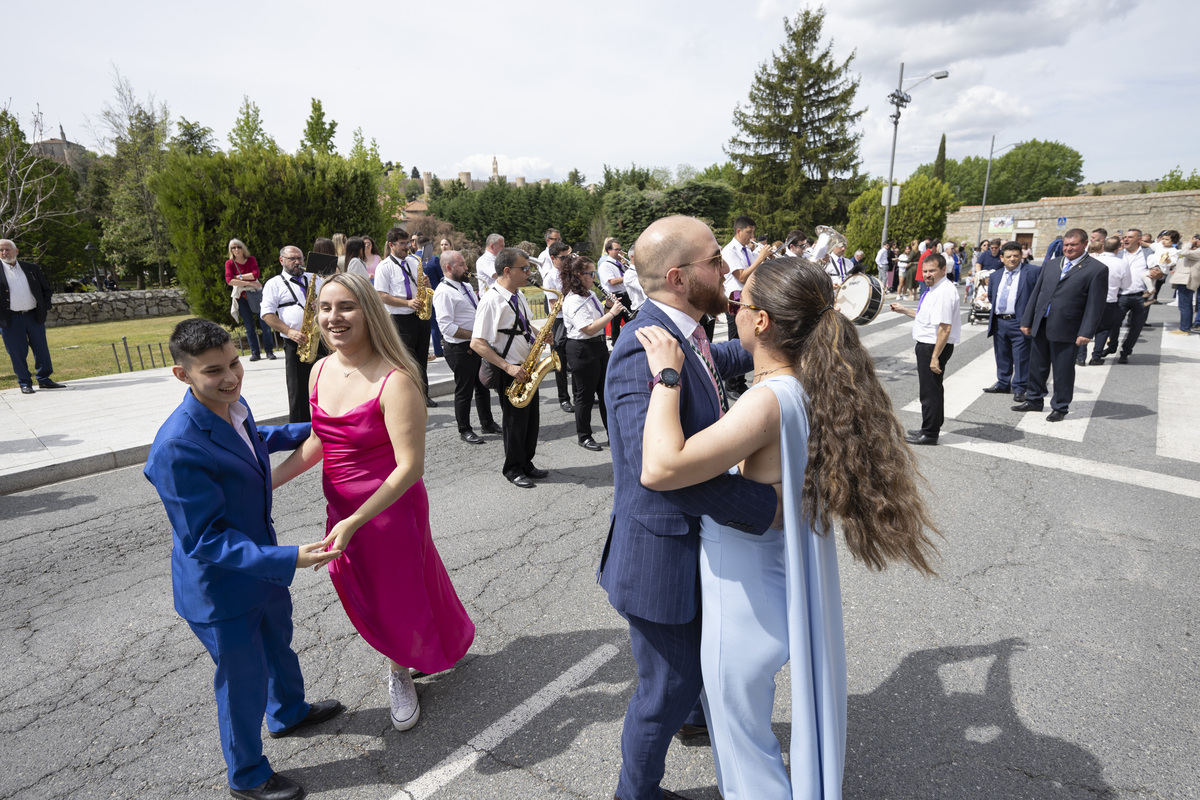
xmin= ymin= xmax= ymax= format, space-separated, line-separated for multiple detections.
xmin=273 ymin=272 xmax=474 ymax=732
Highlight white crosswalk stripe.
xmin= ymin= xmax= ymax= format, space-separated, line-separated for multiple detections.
xmin=1014 ymin=360 xmax=1114 ymax=442
xmin=1157 ymin=326 xmax=1200 ymax=461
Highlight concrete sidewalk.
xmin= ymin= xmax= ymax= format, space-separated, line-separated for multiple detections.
xmin=0 ymin=355 xmax=457 ymax=495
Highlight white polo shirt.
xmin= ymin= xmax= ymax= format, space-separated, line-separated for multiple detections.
xmin=432 ymin=278 xmax=479 ymax=344
xmin=911 ymin=277 xmax=961 ymax=345
xmin=260 ymin=271 xmax=316 ymax=330
xmin=473 ymin=284 xmax=535 ymax=366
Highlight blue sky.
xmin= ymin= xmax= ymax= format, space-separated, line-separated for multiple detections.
xmin=7 ymin=0 xmax=1195 ymax=188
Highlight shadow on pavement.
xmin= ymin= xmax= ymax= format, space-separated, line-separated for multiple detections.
xmin=0 ymin=488 xmax=98 ymax=519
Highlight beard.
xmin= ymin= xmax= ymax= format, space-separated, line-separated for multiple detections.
xmin=686 ymin=275 xmax=729 ymax=317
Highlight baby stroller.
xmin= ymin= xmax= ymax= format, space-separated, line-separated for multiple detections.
xmin=967 ymin=269 xmax=994 ymax=325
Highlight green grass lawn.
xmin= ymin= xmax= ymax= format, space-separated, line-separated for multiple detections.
xmin=0 ymin=315 xmax=252 ymax=390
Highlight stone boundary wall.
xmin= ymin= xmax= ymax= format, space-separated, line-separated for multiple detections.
xmin=46 ymin=289 xmax=192 ymax=328
xmin=945 ymin=189 xmax=1200 ymax=252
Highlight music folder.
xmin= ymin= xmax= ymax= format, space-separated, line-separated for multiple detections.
xmin=306 ymin=252 xmax=339 ymax=276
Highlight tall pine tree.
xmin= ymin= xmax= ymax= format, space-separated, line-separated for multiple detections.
xmin=299 ymin=99 xmax=337 ymax=155
xmin=933 ymin=133 xmax=946 ymax=183
xmin=726 ymin=6 xmax=864 ymax=234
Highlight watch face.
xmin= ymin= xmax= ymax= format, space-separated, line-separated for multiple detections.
xmin=661 ymin=368 xmax=680 ymax=385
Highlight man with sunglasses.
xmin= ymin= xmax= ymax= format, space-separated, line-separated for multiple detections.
xmin=600 ymin=215 xmax=781 ymax=800
xmin=540 ymin=238 xmax=576 ymax=413
xmin=260 ymin=246 xmax=320 ymax=422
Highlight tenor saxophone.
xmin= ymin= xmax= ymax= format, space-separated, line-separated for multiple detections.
xmin=297 ymin=275 xmax=322 ymax=363
xmin=416 ymin=264 xmax=434 ymax=321
xmin=506 ymin=288 xmax=564 ymax=409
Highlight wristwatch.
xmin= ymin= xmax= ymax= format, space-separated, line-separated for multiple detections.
xmin=649 ymin=368 xmax=681 ymax=391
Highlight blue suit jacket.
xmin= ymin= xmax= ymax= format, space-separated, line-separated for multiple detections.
xmin=145 ymin=390 xmax=311 ymax=623
xmin=986 ymin=262 xmax=1042 ymax=338
xmin=599 ymin=301 xmax=776 ymax=624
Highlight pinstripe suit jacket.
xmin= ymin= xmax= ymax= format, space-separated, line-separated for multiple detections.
xmin=598 ymin=300 xmax=776 ymax=624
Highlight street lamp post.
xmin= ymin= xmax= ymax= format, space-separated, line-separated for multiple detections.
xmin=975 ymin=137 xmax=1019 ymax=246
xmin=880 ymin=64 xmax=949 ymax=251
xmin=84 ymin=242 xmax=100 ymax=290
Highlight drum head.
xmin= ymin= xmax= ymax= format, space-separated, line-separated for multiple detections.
xmin=837 ymin=274 xmax=871 ymax=322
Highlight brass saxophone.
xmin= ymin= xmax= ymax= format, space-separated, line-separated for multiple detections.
xmin=506 ymin=287 xmax=564 ymax=409
xmin=416 ymin=263 xmax=434 ymax=321
xmin=297 ymin=274 xmax=321 ymax=363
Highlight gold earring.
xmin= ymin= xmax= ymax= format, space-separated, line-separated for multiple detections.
xmin=754 ymin=327 xmax=762 ymax=337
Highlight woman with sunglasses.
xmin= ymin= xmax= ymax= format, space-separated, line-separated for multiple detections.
xmin=637 ymin=257 xmax=937 ymax=799
xmin=561 ymin=256 xmax=624 ymax=451
xmin=225 ymin=238 xmax=276 ymax=362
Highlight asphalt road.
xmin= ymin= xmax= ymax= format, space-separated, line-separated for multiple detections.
xmin=2 ymin=305 xmax=1196 ymax=799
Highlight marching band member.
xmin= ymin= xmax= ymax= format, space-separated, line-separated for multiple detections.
xmin=597 ymin=238 xmax=631 ymax=345
xmin=721 ymin=216 xmax=759 ymax=399
xmin=561 ymin=255 xmax=624 ymax=453
xmin=433 ymin=250 xmax=499 ymax=444
xmin=825 ymin=241 xmax=851 ymax=287
xmin=376 ymin=227 xmax=435 ymax=407
xmin=541 ymin=236 xmax=576 ymax=414
xmin=622 ymin=245 xmax=648 ymax=311
xmin=260 ymin=245 xmax=320 ymax=423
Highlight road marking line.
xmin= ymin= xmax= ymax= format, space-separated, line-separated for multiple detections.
xmin=1160 ymin=325 xmax=1200 ymax=354
xmin=393 ymin=638 xmax=623 ymax=800
xmin=903 ymin=348 xmax=998 ymax=420
xmin=1014 ymin=360 xmax=1113 ymax=442
xmin=944 ymin=439 xmax=1200 ymax=499
xmin=1158 ymin=330 xmax=1200 ymax=461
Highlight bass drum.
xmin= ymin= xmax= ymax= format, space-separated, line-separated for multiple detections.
xmin=837 ymin=273 xmax=884 ymax=326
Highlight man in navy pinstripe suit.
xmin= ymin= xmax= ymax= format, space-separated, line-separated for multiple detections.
xmin=599 ymin=216 xmax=780 ymax=800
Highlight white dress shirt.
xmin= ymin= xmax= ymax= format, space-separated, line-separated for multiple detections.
xmin=1121 ymin=246 xmax=1152 ymax=295
xmin=541 ymin=261 xmax=565 ymax=319
xmin=597 ymin=254 xmax=626 ymax=293
xmin=992 ymin=267 xmax=1022 ymax=316
xmin=3 ymin=260 xmax=38 ymax=311
xmin=721 ymin=238 xmax=754 ymax=296
xmin=476 ymin=251 xmax=498 ymax=295
xmin=912 ymin=277 xmax=962 ymax=344
xmin=623 ymin=263 xmax=647 ymax=310
xmin=376 ymin=254 xmax=420 ymax=315
xmin=825 ymin=253 xmax=849 ymax=284
xmin=432 ymin=278 xmax=479 ymax=344
xmin=473 ymin=284 xmax=534 ymax=366
xmin=1093 ymin=252 xmax=1131 ymax=302
xmin=875 ymin=247 xmax=890 ymax=272
xmin=562 ymin=292 xmax=608 ymax=340
xmin=260 ymin=271 xmax=316 ymax=330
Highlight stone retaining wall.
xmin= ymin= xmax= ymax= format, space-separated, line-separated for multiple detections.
xmin=46 ymin=289 xmax=192 ymax=328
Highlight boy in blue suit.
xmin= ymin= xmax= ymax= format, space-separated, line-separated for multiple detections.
xmin=145 ymin=318 xmax=342 ymax=800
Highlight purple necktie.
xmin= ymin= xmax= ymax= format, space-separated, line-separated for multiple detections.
xmin=510 ymin=295 xmax=533 ymax=342
xmin=590 ymin=295 xmax=603 ymax=315
xmin=461 ymin=283 xmax=477 ymax=308
xmin=742 ymin=246 xmax=752 ymax=266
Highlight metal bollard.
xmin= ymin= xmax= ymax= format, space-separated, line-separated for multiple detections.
xmin=159 ymin=343 xmax=166 ymax=365
xmin=112 ymin=342 xmax=122 ymax=373
xmin=136 ymin=344 xmax=145 ymax=370
xmin=122 ymin=337 xmax=133 ymax=372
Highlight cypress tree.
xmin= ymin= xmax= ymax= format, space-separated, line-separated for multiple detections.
xmin=934 ymin=133 xmax=946 ymax=183
xmin=726 ymin=6 xmax=864 ymax=234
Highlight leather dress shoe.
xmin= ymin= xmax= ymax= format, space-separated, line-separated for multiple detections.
xmin=460 ymin=431 xmax=484 ymax=444
xmin=425 ymin=396 xmax=438 ymax=408
xmin=265 ymin=351 xmax=277 ymax=360
xmin=1088 ymin=357 xmax=1104 ymax=366
xmin=1011 ymin=401 xmax=1043 ymax=412
xmin=1013 ymin=392 xmax=1027 ymax=403
xmin=1102 ymin=346 xmax=1117 ymax=356
xmin=19 ymin=385 xmax=35 ymax=394
xmin=982 ymin=383 xmax=1011 ymax=394
xmin=525 ymin=466 xmax=549 ymax=479
xmin=268 ymin=699 xmax=343 ymax=739
xmin=674 ymin=723 xmax=709 ymax=743
xmin=480 ymin=422 xmax=502 ymax=435
xmin=249 ymin=354 xmax=261 ymax=362
xmin=229 ymin=773 xmax=303 ymax=800
xmin=1047 ymin=409 xmax=1067 ymax=422
xmin=905 ymin=432 xmax=938 ymax=446
xmin=1117 ymin=354 xmax=1129 ymax=364
xmin=614 ymin=791 xmax=695 ymax=800
xmin=38 ymin=380 xmax=66 ymax=389
xmin=560 ymin=400 xmax=575 ymax=413
xmin=579 ymin=437 xmax=602 ymax=452
xmin=508 ymin=474 xmax=536 ymax=489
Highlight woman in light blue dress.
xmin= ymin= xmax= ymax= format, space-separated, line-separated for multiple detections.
xmin=638 ymin=258 xmax=938 ymax=799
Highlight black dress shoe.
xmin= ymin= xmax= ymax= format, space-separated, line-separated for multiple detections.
xmin=460 ymin=431 xmax=484 ymax=444
xmin=265 ymin=352 xmax=277 ymax=360
xmin=1014 ymin=392 xmax=1027 ymax=403
xmin=1075 ymin=359 xmax=1086 ymax=366
xmin=905 ymin=432 xmax=938 ymax=446
xmin=1117 ymin=354 xmax=1129 ymax=364
xmin=38 ymin=380 xmax=66 ymax=389
xmin=982 ymin=383 xmax=1012 ymax=394
xmin=1088 ymin=357 xmax=1104 ymax=366
xmin=674 ymin=723 xmax=709 ymax=743
xmin=661 ymin=790 xmax=696 ymax=800
xmin=560 ymin=400 xmax=574 ymax=413
xmin=480 ymin=422 xmax=502 ymax=435
xmin=579 ymin=437 xmax=602 ymax=452
xmin=525 ymin=466 xmax=549 ymax=479
xmin=249 ymin=354 xmax=261 ymax=362
xmin=508 ymin=474 xmax=536 ymax=488
xmin=19 ymin=385 xmax=35 ymax=394
xmin=425 ymin=396 xmax=438 ymax=408
xmin=229 ymin=773 xmax=303 ymax=800
xmin=1047 ymin=409 xmax=1067 ymax=422
xmin=1102 ymin=346 xmax=1117 ymax=356
xmin=1011 ymin=401 xmax=1043 ymax=412
xmin=268 ymin=699 xmax=343 ymax=739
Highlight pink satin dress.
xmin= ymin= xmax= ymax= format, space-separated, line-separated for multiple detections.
xmin=311 ymin=365 xmax=474 ymax=673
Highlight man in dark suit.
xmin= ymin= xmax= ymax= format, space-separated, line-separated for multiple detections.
xmin=145 ymin=319 xmax=343 ymax=800
xmin=600 ymin=215 xmax=780 ymax=800
xmin=1013 ymin=229 xmax=1108 ymax=422
xmin=0 ymin=239 xmax=66 ymax=393
xmin=983 ymin=241 xmax=1041 ymax=402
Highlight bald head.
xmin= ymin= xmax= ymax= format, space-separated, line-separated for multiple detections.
xmin=634 ymin=216 xmax=717 ymax=295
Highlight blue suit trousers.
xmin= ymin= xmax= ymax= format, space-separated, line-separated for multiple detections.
xmin=992 ymin=317 xmax=1030 ymax=392
xmin=187 ymin=591 xmax=309 ymax=790
xmin=1 ymin=312 xmax=53 ymax=387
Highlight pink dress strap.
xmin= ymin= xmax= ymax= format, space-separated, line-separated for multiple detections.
xmin=376 ymin=369 xmax=397 ymax=399
xmin=312 ymin=357 xmax=330 ymax=402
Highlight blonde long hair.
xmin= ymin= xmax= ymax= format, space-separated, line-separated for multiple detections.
xmin=317 ymin=273 xmax=425 ymax=404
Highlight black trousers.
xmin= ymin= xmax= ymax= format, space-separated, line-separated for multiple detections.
xmin=391 ymin=313 xmax=431 ymax=396
xmin=1116 ymin=293 xmax=1149 ymax=357
xmin=494 ymin=373 xmax=540 ymax=480
xmin=722 ymin=310 xmax=749 ymax=394
xmin=566 ymin=337 xmax=609 ymax=440
xmin=608 ymin=292 xmax=631 ymax=346
xmin=915 ymin=341 xmax=953 ymax=438
xmin=280 ymin=339 xmax=317 ymax=423
xmin=442 ymin=341 xmax=496 ymax=433
xmin=1025 ymin=327 xmax=1077 ymax=413
xmin=550 ymin=317 xmax=572 ymax=403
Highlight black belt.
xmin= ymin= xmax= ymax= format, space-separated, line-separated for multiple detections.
xmin=12 ymin=309 xmax=37 ymax=315
xmin=995 ymin=314 xmax=1017 ymax=320
xmin=443 ymin=340 xmax=471 ymax=349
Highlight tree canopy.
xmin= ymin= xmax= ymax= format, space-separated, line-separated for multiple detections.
xmin=228 ymin=96 xmax=276 ymax=153
xmin=298 ymin=99 xmax=337 ymax=155
xmin=845 ymin=174 xmax=959 ymax=261
xmin=1156 ymin=167 xmax=1200 ymax=192
xmin=913 ymin=139 xmax=1084 ymax=205
xmin=726 ymin=6 xmax=864 ymax=234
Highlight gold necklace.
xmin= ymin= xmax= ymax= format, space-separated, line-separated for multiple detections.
xmin=339 ymin=354 xmax=377 ymax=378
xmin=752 ymin=365 xmax=789 ymax=381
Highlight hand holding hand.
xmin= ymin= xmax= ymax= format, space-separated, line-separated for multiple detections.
xmin=318 ymin=519 xmax=358 ymax=567
xmin=635 ymin=326 xmax=684 ymax=376
xmin=296 ymin=541 xmax=341 ymax=570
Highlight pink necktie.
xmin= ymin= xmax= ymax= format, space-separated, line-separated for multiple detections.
xmin=689 ymin=326 xmax=727 ymax=415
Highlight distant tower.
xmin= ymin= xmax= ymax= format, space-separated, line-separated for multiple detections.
xmin=422 ymin=171 xmax=432 ymax=195
xmin=491 ymin=156 xmax=499 ymax=183
xmin=59 ymin=124 xmax=67 ymax=142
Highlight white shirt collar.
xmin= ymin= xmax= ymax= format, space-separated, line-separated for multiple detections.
xmin=649 ymin=298 xmax=700 ymax=340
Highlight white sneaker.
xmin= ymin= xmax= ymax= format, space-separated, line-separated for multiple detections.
xmin=388 ymin=668 xmax=420 ymax=731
